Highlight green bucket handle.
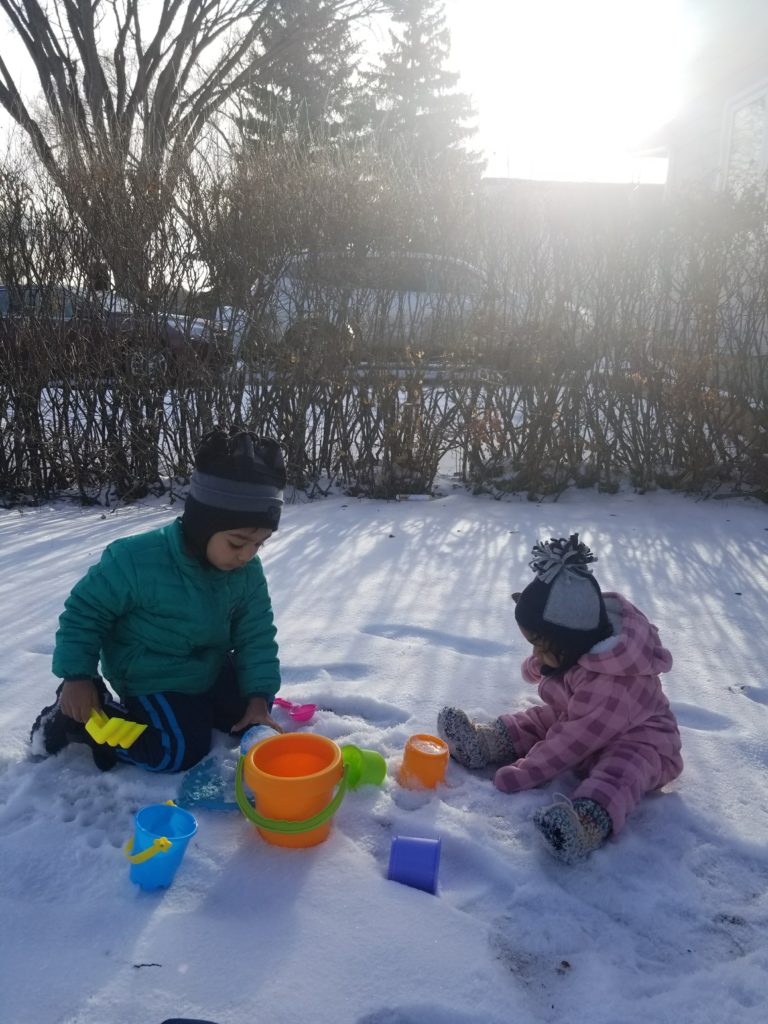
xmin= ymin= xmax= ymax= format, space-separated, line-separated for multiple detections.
xmin=234 ymin=755 xmax=349 ymax=834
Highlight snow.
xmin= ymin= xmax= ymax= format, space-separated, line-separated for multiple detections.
xmin=1 ymin=481 xmax=767 ymax=1024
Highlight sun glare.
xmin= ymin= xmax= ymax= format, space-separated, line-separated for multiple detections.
xmin=0 ymin=1 xmax=696 ymax=183
xmin=446 ymin=0 xmax=695 ymax=182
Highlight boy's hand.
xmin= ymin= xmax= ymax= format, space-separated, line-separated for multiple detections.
xmin=231 ymin=696 xmax=285 ymax=735
xmin=59 ymin=678 xmax=101 ymax=723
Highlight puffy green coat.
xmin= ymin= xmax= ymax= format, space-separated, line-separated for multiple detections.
xmin=52 ymin=519 xmax=281 ymax=699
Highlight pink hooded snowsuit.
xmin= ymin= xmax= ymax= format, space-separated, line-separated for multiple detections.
xmin=496 ymin=592 xmax=683 ymax=833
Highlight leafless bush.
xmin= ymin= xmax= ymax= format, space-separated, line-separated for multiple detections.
xmin=1 ymin=151 xmax=766 ymax=506
xmin=460 ymin=181 xmax=767 ymax=499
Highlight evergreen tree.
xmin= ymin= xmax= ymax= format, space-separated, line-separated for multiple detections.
xmin=237 ymin=1 xmax=364 ymax=145
xmin=367 ymin=0 xmax=482 ymax=173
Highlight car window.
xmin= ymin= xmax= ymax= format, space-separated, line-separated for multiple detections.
xmin=0 ymin=286 xmax=30 ymax=315
xmin=94 ymin=291 xmax=133 ymax=314
xmin=288 ymin=253 xmax=486 ymax=295
xmin=22 ymin=287 xmax=66 ymax=317
xmin=1 ymin=285 xmax=97 ymax=319
xmin=59 ymin=290 xmax=76 ymax=319
xmin=215 ymin=253 xmax=488 ymax=351
xmin=22 ymin=288 xmax=43 ymax=314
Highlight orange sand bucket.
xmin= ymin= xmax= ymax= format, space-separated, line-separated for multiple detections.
xmin=235 ymin=733 xmax=345 ymax=848
xmin=397 ymin=733 xmax=449 ymax=789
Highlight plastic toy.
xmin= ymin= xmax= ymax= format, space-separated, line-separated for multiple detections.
xmin=273 ymin=697 xmax=318 ymax=722
xmin=239 ymin=724 xmax=278 ymax=754
xmin=86 ymin=709 xmax=147 ymax=748
xmin=178 ymin=739 xmax=386 ymax=816
xmin=342 ymin=744 xmax=387 ymax=789
xmin=124 ymin=801 xmax=197 ymax=890
xmin=387 ymin=835 xmax=441 ymax=894
xmin=236 ymin=733 xmax=345 ymax=848
xmin=397 ymin=733 xmax=449 ymax=789
xmin=235 ymin=734 xmax=386 ymax=848
xmin=177 ymin=754 xmax=238 ymax=811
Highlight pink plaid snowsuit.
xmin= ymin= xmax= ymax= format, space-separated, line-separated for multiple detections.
xmin=496 ymin=592 xmax=683 ymax=833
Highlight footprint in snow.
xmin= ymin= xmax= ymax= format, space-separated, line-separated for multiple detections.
xmin=672 ymin=702 xmax=733 ymax=732
xmin=362 ymin=622 xmax=513 ymax=658
xmin=281 ymin=661 xmax=371 ymax=684
xmin=740 ymin=685 xmax=768 ymax=706
xmin=316 ymin=694 xmax=410 ymax=727
xmin=356 ymin=1007 xmax=487 ymax=1024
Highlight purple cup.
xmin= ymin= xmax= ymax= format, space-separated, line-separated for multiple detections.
xmin=387 ymin=835 xmax=441 ymax=895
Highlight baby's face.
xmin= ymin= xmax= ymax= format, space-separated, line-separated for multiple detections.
xmin=512 ymin=591 xmax=563 ymax=668
xmin=518 ymin=624 xmax=563 ymax=669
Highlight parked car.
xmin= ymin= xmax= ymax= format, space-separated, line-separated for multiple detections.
xmin=0 ymin=283 xmax=227 ymax=379
xmin=275 ymin=250 xmax=488 ymax=353
xmin=207 ymin=251 xmax=491 ymax=367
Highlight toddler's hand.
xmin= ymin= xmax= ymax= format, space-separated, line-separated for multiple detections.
xmin=231 ymin=696 xmax=285 ymax=735
xmin=59 ymin=678 xmax=100 ymax=723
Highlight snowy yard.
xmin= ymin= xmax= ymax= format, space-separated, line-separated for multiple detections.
xmin=1 ymin=480 xmax=767 ymax=1024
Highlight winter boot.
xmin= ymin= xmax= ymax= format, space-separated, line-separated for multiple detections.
xmin=437 ymin=706 xmax=517 ymax=769
xmin=30 ymin=678 xmax=117 ymax=772
xmin=532 ymin=795 xmax=612 ymax=864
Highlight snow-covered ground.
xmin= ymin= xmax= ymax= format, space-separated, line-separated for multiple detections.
xmin=1 ymin=480 xmax=767 ymax=1024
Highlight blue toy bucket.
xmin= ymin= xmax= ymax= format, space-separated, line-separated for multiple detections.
xmin=125 ymin=802 xmax=197 ymax=890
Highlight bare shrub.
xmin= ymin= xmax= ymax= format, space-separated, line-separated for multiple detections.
xmin=1 ymin=151 xmax=766 ymax=505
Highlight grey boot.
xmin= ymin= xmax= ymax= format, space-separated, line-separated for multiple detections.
xmin=532 ymin=796 xmax=612 ymax=864
xmin=437 ymin=707 xmax=517 ymax=769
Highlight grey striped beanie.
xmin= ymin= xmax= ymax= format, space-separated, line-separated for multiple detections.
xmin=182 ymin=430 xmax=286 ymax=554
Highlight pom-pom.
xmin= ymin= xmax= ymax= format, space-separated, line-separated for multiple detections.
xmin=529 ymin=533 xmax=597 ymax=584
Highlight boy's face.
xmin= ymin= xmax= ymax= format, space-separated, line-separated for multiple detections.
xmin=206 ymin=527 xmax=272 ymax=571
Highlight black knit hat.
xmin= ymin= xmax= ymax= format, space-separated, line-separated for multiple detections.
xmin=182 ymin=430 xmax=286 ymax=559
xmin=514 ymin=534 xmax=612 ymax=658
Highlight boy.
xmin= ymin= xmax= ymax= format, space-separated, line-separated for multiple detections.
xmin=31 ymin=430 xmax=286 ymax=772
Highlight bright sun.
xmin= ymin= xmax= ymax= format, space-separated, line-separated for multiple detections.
xmin=445 ymin=0 xmax=697 ymax=182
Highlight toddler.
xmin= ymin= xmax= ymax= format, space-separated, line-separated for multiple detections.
xmin=438 ymin=534 xmax=683 ymax=863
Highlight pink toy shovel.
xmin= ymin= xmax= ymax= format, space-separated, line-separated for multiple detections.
xmin=273 ymin=697 xmax=317 ymax=722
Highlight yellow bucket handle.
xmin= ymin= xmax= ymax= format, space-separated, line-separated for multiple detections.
xmin=124 ymin=801 xmax=177 ymax=863
xmin=124 ymin=835 xmax=172 ymax=863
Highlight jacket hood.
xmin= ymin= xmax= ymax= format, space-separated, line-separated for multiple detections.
xmin=578 ymin=593 xmax=673 ymax=678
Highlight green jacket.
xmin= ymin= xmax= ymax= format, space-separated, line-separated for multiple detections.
xmin=52 ymin=519 xmax=281 ymax=699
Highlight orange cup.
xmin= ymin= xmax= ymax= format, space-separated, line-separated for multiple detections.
xmin=397 ymin=733 xmax=449 ymax=789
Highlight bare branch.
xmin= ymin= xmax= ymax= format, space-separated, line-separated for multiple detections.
xmin=0 ymin=0 xmax=384 ymax=294
xmin=0 ymin=52 xmax=61 ymax=180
